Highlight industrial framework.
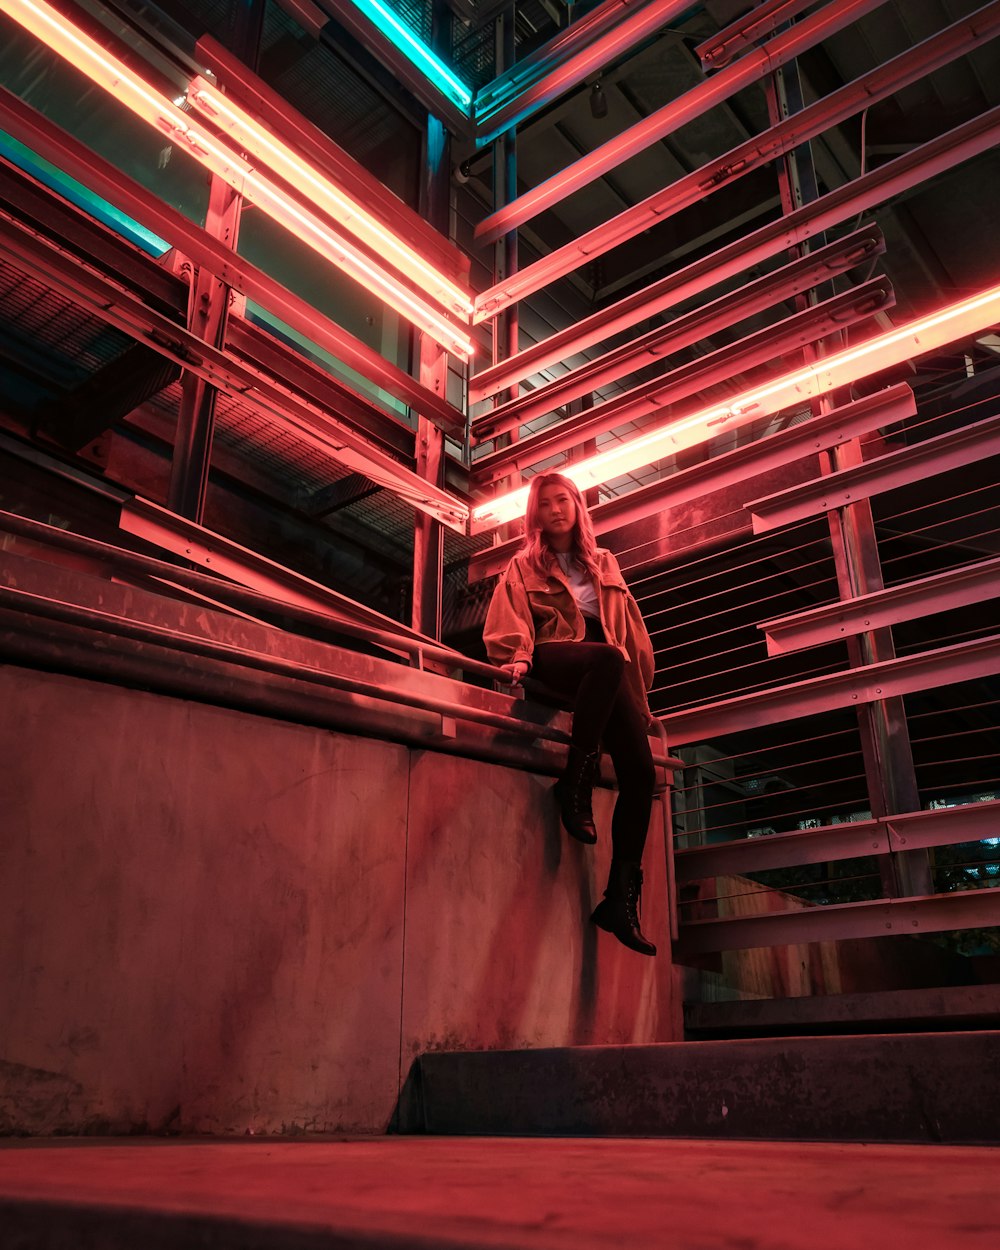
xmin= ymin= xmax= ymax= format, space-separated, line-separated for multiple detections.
xmin=2 ymin=0 xmax=1000 ymax=956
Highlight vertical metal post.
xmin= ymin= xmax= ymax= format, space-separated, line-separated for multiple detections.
xmin=765 ymin=54 xmax=931 ymax=897
xmin=410 ymin=0 xmax=451 ymax=640
xmin=167 ymin=0 xmax=266 ymax=522
xmin=493 ymin=6 xmax=522 ymax=544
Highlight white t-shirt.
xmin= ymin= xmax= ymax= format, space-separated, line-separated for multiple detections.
xmin=554 ymin=551 xmax=600 ymax=620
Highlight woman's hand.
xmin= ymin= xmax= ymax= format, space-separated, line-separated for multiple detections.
xmin=500 ymin=660 xmax=530 ymax=685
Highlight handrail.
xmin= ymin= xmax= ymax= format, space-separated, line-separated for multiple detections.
xmin=0 ymin=582 xmax=569 ymax=745
xmin=0 ymin=507 xmax=678 ymax=770
xmin=0 ymin=507 xmax=504 ymax=684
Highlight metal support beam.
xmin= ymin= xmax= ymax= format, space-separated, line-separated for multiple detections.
xmin=469 ymin=101 xmax=1000 ymax=394
xmin=0 ymin=505 xmax=501 ymax=680
xmin=466 ymin=385 xmax=916 ymax=581
xmin=312 ymin=0 xmax=472 ymax=135
xmin=478 ymin=0 xmax=921 ymax=247
xmin=472 ymin=278 xmax=894 ymax=482
xmin=471 ymin=226 xmax=885 ymax=436
xmin=749 ymin=410 xmax=1000 ymax=533
xmin=661 ymin=632 xmax=1000 ymax=746
xmin=0 ymin=86 xmax=465 ymax=436
xmin=762 ymin=553 xmax=1000 ymax=656
xmin=0 ymin=202 xmax=467 ymax=530
xmin=473 ymin=0 xmax=693 ymax=142
xmin=676 ymin=797 xmax=1000 ymax=882
xmin=194 ymin=34 xmax=470 ymax=288
xmin=676 ymin=888 xmax=1000 ymax=955
xmin=695 ymin=0 xmax=824 ymax=70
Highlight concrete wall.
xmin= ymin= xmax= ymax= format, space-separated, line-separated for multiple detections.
xmin=1 ymin=664 xmax=677 ymax=1136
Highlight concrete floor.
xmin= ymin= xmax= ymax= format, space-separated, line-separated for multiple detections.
xmin=0 ymin=1137 xmax=998 ymax=1249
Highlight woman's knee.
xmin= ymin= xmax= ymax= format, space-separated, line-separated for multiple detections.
xmin=593 ymin=643 xmax=625 ymax=680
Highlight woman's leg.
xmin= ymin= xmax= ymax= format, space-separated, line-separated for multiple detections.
xmin=531 ymin=640 xmax=625 ymax=750
xmin=603 ymin=688 xmax=656 ymax=862
xmin=530 ymin=640 xmax=625 ymax=844
xmin=591 ymin=687 xmax=657 ymax=956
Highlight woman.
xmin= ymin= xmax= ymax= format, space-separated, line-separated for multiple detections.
xmin=483 ymin=472 xmax=658 ymax=957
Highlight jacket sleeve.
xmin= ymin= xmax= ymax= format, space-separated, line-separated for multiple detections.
xmin=483 ymin=561 xmax=536 ymax=669
xmin=625 ymin=589 xmax=655 ymax=692
xmin=606 ymin=550 xmax=654 ymax=692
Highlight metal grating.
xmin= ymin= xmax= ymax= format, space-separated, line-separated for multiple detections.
xmin=0 ymin=256 xmax=136 ymax=388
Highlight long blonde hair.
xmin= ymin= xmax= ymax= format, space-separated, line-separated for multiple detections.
xmin=521 ymin=472 xmax=601 ymax=580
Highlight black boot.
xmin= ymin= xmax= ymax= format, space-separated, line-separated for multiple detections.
xmin=554 ymin=746 xmax=599 ymax=844
xmin=591 ymin=859 xmax=657 ymax=956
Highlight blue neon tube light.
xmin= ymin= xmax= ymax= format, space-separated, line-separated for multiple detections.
xmin=349 ymin=0 xmax=473 ymax=112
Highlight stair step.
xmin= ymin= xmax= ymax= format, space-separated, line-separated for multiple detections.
xmin=402 ymin=1030 xmax=1000 ymax=1143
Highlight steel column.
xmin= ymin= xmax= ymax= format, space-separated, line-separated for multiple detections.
xmin=168 ymin=176 xmax=241 ymax=522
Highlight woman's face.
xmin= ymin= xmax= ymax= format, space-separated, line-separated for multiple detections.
xmin=536 ymin=483 xmax=577 ymax=540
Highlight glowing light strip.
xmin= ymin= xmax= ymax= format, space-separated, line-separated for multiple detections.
xmin=471 ymin=282 xmax=1000 ymax=530
xmin=187 ymin=79 xmax=473 ymax=318
xmin=2 ymin=0 xmax=474 ymax=358
xmin=347 ymin=0 xmax=473 ymax=111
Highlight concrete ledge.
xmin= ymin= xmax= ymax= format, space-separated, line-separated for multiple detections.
xmin=405 ymin=1031 xmax=1000 ymax=1143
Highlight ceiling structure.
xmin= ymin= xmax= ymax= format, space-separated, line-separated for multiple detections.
xmin=1 ymin=0 xmax=1000 ymax=636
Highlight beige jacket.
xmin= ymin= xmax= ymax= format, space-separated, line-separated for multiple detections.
xmin=483 ymin=547 xmax=655 ymax=717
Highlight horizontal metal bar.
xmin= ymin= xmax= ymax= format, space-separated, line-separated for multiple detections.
xmin=662 ymin=632 xmax=1000 ymax=746
xmin=0 ymin=194 xmax=412 ymax=462
xmin=749 ymin=410 xmax=1000 ymax=533
xmin=473 ymin=0 xmax=691 ymax=142
xmin=472 ymin=279 xmax=893 ymax=481
xmin=466 ymin=385 xmax=916 ymax=582
xmin=471 ymin=227 xmax=885 ymax=434
xmin=468 ymin=103 xmax=1000 ymax=395
xmin=675 ymin=798 xmax=1000 ymax=881
xmin=762 ymin=553 xmax=1000 ymax=656
xmin=676 ymin=888 xmax=1000 ymax=955
xmin=475 ymin=0 xmax=891 ymax=245
xmin=886 ymin=801 xmax=1000 ymax=853
xmin=119 ymin=497 xmax=450 ymax=642
xmin=195 ymin=35 xmax=469 ymax=285
xmin=0 ymin=202 xmax=467 ymax=531
xmin=0 ymin=85 xmax=465 ymax=436
xmin=677 ymin=820 xmax=889 ymax=882
xmin=0 ymin=582 xmax=567 ymax=744
xmin=0 ymin=506 xmax=503 ymax=681
xmin=695 ymin=0 xmax=820 ymax=69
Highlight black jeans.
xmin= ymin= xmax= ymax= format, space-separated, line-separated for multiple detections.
xmin=531 ymin=617 xmax=655 ymax=862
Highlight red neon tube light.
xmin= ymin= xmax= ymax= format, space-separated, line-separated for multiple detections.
xmin=186 ymin=78 xmax=474 ymax=319
xmin=2 ymin=0 xmax=475 ymax=358
xmin=470 ymin=282 xmax=1000 ymax=531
